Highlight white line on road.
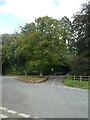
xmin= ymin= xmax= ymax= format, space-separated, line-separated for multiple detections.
xmin=7 ymin=110 xmax=17 ymax=114
xmin=18 ymin=113 xmax=30 ymax=118
xmin=0 ymin=107 xmax=7 ymax=110
xmin=0 ymin=107 xmax=43 ymax=118
xmin=34 ymin=116 xmax=39 ymax=118
xmin=0 ymin=114 xmax=8 ymax=118
xmin=51 ymin=79 xmax=56 ymax=87
xmin=3 ymin=76 xmax=16 ymax=79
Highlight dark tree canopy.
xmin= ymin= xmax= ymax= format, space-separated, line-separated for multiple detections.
xmin=71 ymin=1 xmax=90 ymax=75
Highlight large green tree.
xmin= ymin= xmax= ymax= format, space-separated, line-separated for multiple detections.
xmin=21 ymin=16 xmax=68 ymax=76
xmin=2 ymin=16 xmax=74 ymax=75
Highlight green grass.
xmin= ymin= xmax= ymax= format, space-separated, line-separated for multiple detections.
xmin=16 ymin=75 xmax=48 ymax=83
xmin=62 ymin=78 xmax=89 ymax=89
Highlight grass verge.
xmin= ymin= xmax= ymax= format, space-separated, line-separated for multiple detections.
xmin=16 ymin=75 xmax=48 ymax=83
xmin=62 ymin=77 xmax=89 ymax=89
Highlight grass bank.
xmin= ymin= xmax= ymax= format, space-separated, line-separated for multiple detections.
xmin=17 ymin=75 xmax=48 ymax=83
xmin=62 ymin=76 xmax=89 ymax=89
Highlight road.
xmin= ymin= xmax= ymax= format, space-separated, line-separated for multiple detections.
xmin=0 ymin=76 xmax=88 ymax=119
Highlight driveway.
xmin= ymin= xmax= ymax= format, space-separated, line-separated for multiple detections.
xmin=0 ymin=76 xmax=88 ymax=118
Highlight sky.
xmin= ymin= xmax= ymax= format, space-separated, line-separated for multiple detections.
xmin=0 ymin=0 xmax=87 ymax=34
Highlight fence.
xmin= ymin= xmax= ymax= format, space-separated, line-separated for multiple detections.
xmin=71 ymin=76 xmax=90 ymax=81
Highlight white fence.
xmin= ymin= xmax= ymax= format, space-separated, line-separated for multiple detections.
xmin=71 ymin=76 xmax=90 ymax=81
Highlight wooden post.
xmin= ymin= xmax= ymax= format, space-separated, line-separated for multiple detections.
xmin=80 ymin=76 xmax=82 ymax=81
xmin=74 ymin=76 xmax=75 ymax=81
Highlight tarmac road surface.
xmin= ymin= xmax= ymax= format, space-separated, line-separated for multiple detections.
xmin=0 ymin=76 xmax=88 ymax=118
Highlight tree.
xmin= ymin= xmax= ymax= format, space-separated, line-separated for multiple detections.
xmin=2 ymin=33 xmax=20 ymax=74
xmin=60 ymin=16 xmax=75 ymax=53
xmin=19 ymin=16 xmax=72 ymax=76
xmin=2 ymin=16 xmax=74 ymax=75
xmin=14 ymin=35 xmax=32 ymax=75
xmin=29 ymin=16 xmax=66 ymax=76
xmin=71 ymin=1 xmax=90 ymax=75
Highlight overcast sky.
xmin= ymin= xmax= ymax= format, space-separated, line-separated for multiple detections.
xmin=0 ymin=0 xmax=87 ymax=34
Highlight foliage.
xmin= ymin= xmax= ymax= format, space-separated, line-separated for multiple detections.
xmin=70 ymin=1 xmax=90 ymax=75
xmin=2 ymin=1 xmax=89 ymax=76
xmin=2 ymin=16 xmax=74 ymax=75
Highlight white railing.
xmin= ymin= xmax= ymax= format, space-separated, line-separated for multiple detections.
xmin=71 ymin=76 xmax=90 ymax=81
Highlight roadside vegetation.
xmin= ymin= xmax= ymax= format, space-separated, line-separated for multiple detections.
xmin=62 ymin=76 xmax=89 ymax=89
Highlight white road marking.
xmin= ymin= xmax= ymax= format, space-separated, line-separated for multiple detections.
xmin=18 ymin=113 xmax=30 ymax=118
xmin=34 ymin=116 xmax=39 ymax=118
xmin=0 ymin=107 xmax=32 ymax=118
xmin=7 ymin=110 xmax=17 ymax=114
xmin=3 ymin=76 xmax=16 ymax=79
xmin=51 ymin=79 xmax=56 ymax=87
xmin=0 ymin=107 xmax=7 ymax=110
xmin=0 ymin=114 xmax=8 ymax=118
